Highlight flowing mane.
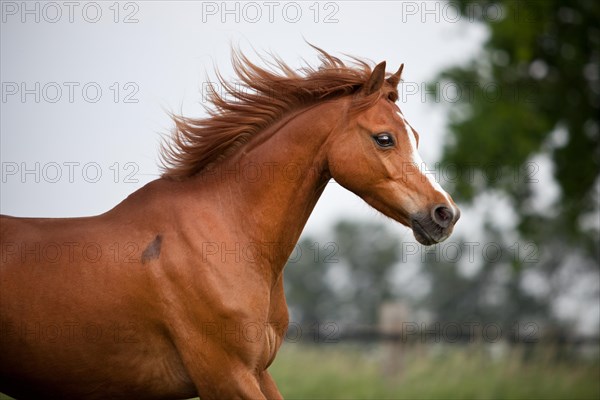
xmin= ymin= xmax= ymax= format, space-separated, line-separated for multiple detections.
xmin=160 ymin=47 xmax=398 ymax=179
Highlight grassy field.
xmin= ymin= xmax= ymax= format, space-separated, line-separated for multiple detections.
xmin=270 ymin=343 xmax=600 ymax=399
xmin=1 ymin=343 xmax=597 ymax=399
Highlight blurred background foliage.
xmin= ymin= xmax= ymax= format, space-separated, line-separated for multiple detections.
xmin=429 ymin=0 xmax=599 ymax=335
xmin=285 ymin=223 xmax=399 ymax=326
xmin=277 ymin=0 xmax=599 ymax=398
xmin=436 ymin=0 xmax=599 ymax=254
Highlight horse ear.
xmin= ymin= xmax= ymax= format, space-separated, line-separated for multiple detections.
xmin=363 ymin=61 xmax=387 ymax=95
xmin=386 ymin=64 xmax=404 ymax=88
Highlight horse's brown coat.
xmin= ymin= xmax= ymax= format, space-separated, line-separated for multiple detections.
xmin=141 ymin=235 xmax=163 ymax=264
xmin=0 ymin=50 xmax=459 ymax=399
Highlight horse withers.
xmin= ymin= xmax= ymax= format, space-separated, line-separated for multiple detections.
xmin=0 ymin=49 xmax=459 ymax=399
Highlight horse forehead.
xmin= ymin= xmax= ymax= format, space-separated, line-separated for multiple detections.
xmin=391 ymin=109 xmax=407 ymax=128
xmin=394 ymin=107 xmax=407 ymax=122
xmin=394 ymin=110 xmax=418 ymax=145
xmin=389 ymin=104 xmax=410 ymax=125
xmin=363 ymin=100 xmax=401 ymax=124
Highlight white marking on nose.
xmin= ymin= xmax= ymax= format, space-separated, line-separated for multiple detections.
xmin=396 ymin=111 xmax=455 ymax=213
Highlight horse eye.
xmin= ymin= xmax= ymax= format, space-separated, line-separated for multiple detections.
xmin=373 ymin=133 xmax=395 ymax=148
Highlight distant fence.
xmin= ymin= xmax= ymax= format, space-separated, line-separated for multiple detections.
xmin=286 ymin=321 xmax=599 ymax=376
xmin=289 ymin=324 xmax=599 ymax=347
xmin=287 ymin=302 xmax=598 ymax=347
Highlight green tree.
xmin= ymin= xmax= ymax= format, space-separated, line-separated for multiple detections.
xmin=425 ymin=0 xmax=599 ymax=334
xmin=434 ymin=0 xmax=599 ymax=253
xmin=284 ymin=222 xmax=400 ymax=327
xmin=420 ymin=232 xmax=549 ymax=332
xmin=283 ymin=237 xmax=337 ymax=324
xmin=333 ymin=221 xmax=400 ymax=325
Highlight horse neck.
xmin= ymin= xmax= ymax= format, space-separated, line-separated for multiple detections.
xmin=194 ymin=100 xmax=345 ymax=269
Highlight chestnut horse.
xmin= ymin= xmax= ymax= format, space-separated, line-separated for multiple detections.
xmin=0 ymin=49 xmax=459 ymax=399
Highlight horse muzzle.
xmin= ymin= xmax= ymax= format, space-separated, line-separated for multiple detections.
xmin=411 ymin=204 xmax=460 ymax=246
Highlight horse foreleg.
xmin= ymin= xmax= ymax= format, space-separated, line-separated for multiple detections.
xmin=170 ymin=334 xmax=267 ymax=399
xmin=259 ymin=371 xmax=283 ymax=400
xmin=188 ymin=361 xmax=267 ymax=400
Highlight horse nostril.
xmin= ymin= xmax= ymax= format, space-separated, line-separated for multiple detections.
xmin=432 ymin=205 xmax=454 ymax=228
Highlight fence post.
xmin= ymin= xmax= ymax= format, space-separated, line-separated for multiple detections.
xmin=379 ymin=301 xmax=410 ymax=378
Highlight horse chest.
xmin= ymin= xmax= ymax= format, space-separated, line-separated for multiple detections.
xmin=263 ymin=283 xmax=288 ymax=366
